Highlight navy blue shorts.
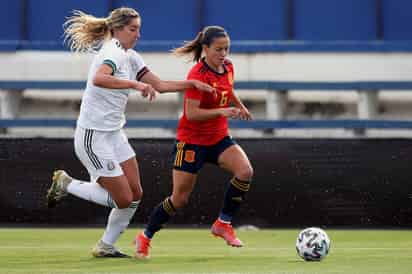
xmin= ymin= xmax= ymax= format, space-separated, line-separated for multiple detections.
xmin=171 ymin=136 xmax=237 ymax=174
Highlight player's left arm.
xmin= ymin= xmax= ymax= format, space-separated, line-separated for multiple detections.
xmin=230 ymin=91 xmax=252 ymax=120
xmin=226 ymin=61 xmax=251 ymax=120
xmin=139 ymin=71 xmax=215 ymax=94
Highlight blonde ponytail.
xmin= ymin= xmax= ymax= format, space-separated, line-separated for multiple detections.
xmin=63 ymin=7 xmax=140 ymax=53
xmin=63 ymin=10 xmax=109 ymax=53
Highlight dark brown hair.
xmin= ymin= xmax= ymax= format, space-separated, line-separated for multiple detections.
xmin=173 ymin=26 xmax=229 ymax=62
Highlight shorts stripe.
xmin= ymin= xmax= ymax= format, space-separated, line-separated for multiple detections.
xmin=84 ymin=129 xmax=103 ymax=169
xmin=174 ymin=142 xmax=185 ymax=167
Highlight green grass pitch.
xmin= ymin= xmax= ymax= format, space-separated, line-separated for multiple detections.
xmin=0 ymin=228 xmax=411 ymax=274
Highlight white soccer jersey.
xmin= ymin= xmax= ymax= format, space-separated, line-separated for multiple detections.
xmin=77 ymin=38 xmax=148 ymax=130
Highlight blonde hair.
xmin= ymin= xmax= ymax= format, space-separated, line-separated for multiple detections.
xmin=173 ymin=26 xmax=228 ymax=62
xmin=63 ymin=7 xmax=140 ymax=53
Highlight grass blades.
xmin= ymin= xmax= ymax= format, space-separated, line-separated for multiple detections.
xmin=0 ymin=228 xmax=411 ymax=274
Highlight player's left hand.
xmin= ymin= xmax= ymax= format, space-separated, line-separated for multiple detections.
xmin=141 ymin=83 xmax=157 ymax=101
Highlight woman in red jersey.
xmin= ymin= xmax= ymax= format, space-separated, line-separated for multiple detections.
xmin=134 ymin=26 xmax=253 ymax=259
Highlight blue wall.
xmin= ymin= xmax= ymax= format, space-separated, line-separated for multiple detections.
xmin=1 ymin=0 xmax=412 ymax=51
xmin=26 ymin=0 xmax=109 ymax=42
xmin=0 ymin=0 xmax=24 ymax=50
xmin=114 ymin=0 xmax=200 ymax=41
xmin=294 ymin=0 xmax=377 ymax=40
xmin=203 ymin=0 xmax=287 ymax=40
xmin=382 ymin=0 xmax=412 ymax=40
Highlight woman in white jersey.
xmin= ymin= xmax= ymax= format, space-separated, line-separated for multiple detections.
xmin=46 ymin=7 xmax=214 ymax=258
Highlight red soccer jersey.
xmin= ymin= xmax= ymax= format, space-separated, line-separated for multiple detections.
xmin=177 ymin=58 xmax=235 ymax=145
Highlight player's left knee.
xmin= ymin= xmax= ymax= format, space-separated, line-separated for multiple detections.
xmin=116 ymin=195 xmax=133 ymax=209
xmin=174 ymin=196 xmax=190 ymax=209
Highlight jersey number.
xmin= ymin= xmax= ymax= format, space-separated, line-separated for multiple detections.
xmin=220 ymin=91 xmax=229 ymax=106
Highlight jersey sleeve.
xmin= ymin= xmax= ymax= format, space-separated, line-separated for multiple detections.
xmin=223 ymin=59 xmax=235 ymax=102
xmin=100 ymin=41 xmax=126 ymax=75
xmin=130 ymin=50 xmax=150 ymax=80
xmin=185 ymin=70 xmax=204 ymax=100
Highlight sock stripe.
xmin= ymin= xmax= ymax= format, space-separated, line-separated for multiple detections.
xmin=234 ymin=177 xmax=251 ymax=184
xmin=167 ymin=198 xmax=176 ymax=212
xmin=162 ymin=198 xmax=176 ymax=216
xmin=129 ymin=201 xmax=140 ymax=209
xmin=230 ymin=177 xmax=250 ymax=192
xmin=162 ymin=201 xmax=172 ymax=215
xmin=107 ymin=194 xmax=117 ymax=208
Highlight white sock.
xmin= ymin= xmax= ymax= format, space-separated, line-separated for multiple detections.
xmin=67 ymin=179 xmax=117 ymax=208
xmin=101 ymin=200 xmax=140 ymax=245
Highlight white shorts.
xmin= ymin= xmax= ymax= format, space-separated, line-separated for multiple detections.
xmin=74 ymin=126 xmax=136 ymax=183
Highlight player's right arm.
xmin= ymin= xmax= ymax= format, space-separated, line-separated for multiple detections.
xmin=93 ymin=64 xmax=156 ymax=101
xmin=185 ymin=98 xmax=239 ymax=121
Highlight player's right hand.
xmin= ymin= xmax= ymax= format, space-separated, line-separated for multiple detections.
xmin=192 ymin=80 xmax=216 ymax=97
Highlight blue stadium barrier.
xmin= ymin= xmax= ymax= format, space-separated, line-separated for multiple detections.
xmin=2 ymin=80 xmax=412 ymax=91
xmin=1 ymin=119 xmax=412 ymax=129
xmin=3 ymin=40 xmax=412 ymax=52
xmin=2 ymin=80 xmax=412 ymax=129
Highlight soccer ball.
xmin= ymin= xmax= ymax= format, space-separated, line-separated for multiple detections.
xmin=296 ymin=227 xmax=330 ymax=261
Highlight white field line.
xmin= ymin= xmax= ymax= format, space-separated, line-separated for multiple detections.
xmin=0 ymin=272 xmax=317 ymax=274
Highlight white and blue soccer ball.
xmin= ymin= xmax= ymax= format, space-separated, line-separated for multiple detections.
xmin=296 ymin=227 xmax=330 ymax=261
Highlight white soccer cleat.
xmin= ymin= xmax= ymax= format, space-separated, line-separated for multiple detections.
xmin=46 ymin=170 xmax=72 ymax=208
xmin=92 ymin=240 xmax=130 ymax=258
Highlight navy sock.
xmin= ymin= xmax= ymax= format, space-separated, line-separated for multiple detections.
xmin=144 ymin=197 xmax=176 ymax=239
xmin=219 ymin=177 xmax=250 ymax=222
